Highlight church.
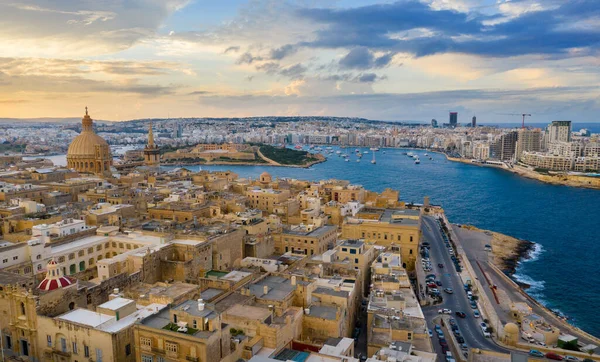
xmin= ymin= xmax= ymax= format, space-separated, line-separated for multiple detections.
xmin=66 ymin=108 xmax=112 ymax=174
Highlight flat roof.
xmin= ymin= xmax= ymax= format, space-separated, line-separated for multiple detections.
xmin=283 ymin=224 xmax=336 ymax=237
xmin=99 ymin=297 xmax=134 ymax=311
xmin=58 ymin=309 xmax=114 ymax=328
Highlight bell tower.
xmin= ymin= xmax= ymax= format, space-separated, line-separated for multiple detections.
xmin=143 ymin=121 xmax=160 ymax=166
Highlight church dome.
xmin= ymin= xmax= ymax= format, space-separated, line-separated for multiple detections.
xmin=67 ymin=108 xmax=109 ymax=158
xmin=37 ymin=259 xmax=75 ymax=291
xmin=68 ymin=132 xmax=109 ymax=157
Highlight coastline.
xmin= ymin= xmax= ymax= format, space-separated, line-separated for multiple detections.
xmin=160 ymin=154 xmax=327 ymax=169
xmin=442 ymin=153 xmax=600 ymax=190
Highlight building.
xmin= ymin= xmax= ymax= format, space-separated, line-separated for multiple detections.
xmin=471 ymin=116 xmax=476 ymax=127
xmin=449 ymin=112 xmax=458 ymax=127
xmin=516 ymin=128 xmax=542 ymax=160
xmin=493 ymin=131 xmax=518 ymax=161
xmin=546 ymin=120 xmax=572 ymax=144
xmin=143 ymin=122 xmax=160 ymax=167
xmin=275 ymin=224 xmax=337 ymax=256
xmin=66 ymin=108 xmax=112 ymax=174
xmin=431 ymin=119 xmax=438 ymax=128
xmin=341 ymin=208 xmax=421 ymax=270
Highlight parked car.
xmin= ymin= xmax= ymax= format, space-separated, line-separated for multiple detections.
xmin=564 ymin=356 xmax=580 ymax=362
xmin=455 ymin=311 xmax=466 ymax=318
xmin=529 ymin=350 xmax=545 ymax=358
xmin=546 ymin=353 xmax=564 ymax=361
xmin=438 ymin=263 xmax=444 ymax=268
xmin=436 ymin=280 xmax=443 ymax=286
xmin=444 ymin=288 xmax=453 ymax=294
xmin=353 ymin=328 xmax=361 ymax=340
xmin=438 ymin=308 xmax=452 ymax=314
xmin=461 ymin=344 xmax=468 ymax=351
xmin=473 ymin=310 xmax=480 ymax=318
xmin=456 ymin=336 xmax=465 ymax=344
xmin=442 ymin=346 xmax=449 ymax=354
xmin=439 ymin=339 xmax=448 ymax=347
xmin=470 ymin=301 xmax=478 ymax=309
xmin=428 ymin=329 xmax=433 ymax=338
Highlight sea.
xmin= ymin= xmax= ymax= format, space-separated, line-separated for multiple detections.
xmin=32 ymin=143 xmax=600 ymax=337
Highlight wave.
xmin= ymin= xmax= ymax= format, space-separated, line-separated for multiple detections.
xmin=524 ymin=243 xmax=543 ymax=262
xmin=513 ymin=271 xmax=546 ymax=294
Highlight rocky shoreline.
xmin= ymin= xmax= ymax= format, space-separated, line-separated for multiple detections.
xmin=161 ymin=154 xmax=327 ymax=169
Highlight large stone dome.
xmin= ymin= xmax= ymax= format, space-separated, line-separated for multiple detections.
xmin=66 ymin=107 xmax=112 ymax=174
xmin=504 ymin=323 xmax=519 ymax=335
xmin=68 ymin=131 xmax=109 ymax=157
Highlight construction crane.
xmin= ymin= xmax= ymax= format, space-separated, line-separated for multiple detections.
xmin=499 ymin=113 xmax=531 ymax=128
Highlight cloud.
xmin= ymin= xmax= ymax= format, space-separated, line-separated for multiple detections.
xmin=255 ymin=62 xmax=307 ymax=80
xmin=188 ymin=90 xmax=211 ymax=95
xmin=269 ymin=44 xmax=298 ymax=60
xmin=292 ymin=0 xmax=600 ymax=59
xmin=236 ymin=52 xmax=263 ymax=65
xmin=339 ymin=47 xmax=396 ymax=70
xmin=224 ymin=46 xmax=240 ymax=54
xmin=0 ymin=0 xmax=190 ymax=56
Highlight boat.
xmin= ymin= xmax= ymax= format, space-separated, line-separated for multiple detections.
xmin=294 ymin=145 xmax=302 ymax=150
xmin=356 ymin=159 xmax=360 ymax=163
xmin=429 ymin=157 xmax=433 ymax=160
xmin=357 ymin=153 xmax=362 ymax=158
xmin=371 ymin=152 xmax=376 ymax=164
xmin=336 ymin=150 xmax=341 ymax=154
xmin=355 ymin=149 xmax=360 ymax=153
xmin=407 ymin=152 xmax=414 ymax=157
xmin=415 ymin=158 xmax=420 ymax=164
xmin=345 ymin=159 xmax=349 ymax=162
xmin=424 ymin=152 xmax=429 ymax=156
xmin=364 ymin=151 xmax=369 ymax=154
xmin=383 ymin=151 xmax=386 ymax=154
xmin=370 ymin=147 xmax=380 ymax=151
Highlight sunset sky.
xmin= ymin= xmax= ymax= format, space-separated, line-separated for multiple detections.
xmin=1 ymin=0 xmax=600 ymax=123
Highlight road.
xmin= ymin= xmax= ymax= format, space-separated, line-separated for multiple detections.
xmin=421 ymin=216 xmax=510 ymax=356
xmin=456 ymin=227 xmax=599 ymax=349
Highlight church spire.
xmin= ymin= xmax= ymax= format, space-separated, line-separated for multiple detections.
xmin=148 ymin=121 xmax=155 ymax=148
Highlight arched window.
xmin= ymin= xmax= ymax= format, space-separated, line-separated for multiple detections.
xmin=20 ymin=302 xmax=26 ymax=316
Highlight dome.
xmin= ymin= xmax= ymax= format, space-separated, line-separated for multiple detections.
xmin=67 ymin=132 xmax=109 ymax=157
xmin=37 ymin=259 xmax=75 ymax=291
xmin=260 ymin=172 xmax=272 ymax=183
xmin=504 ymin=323 xmax=519 ymax=335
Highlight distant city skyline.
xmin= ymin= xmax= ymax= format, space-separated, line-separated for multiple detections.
xmin=1 ymin=0 xmax=600 ymax=122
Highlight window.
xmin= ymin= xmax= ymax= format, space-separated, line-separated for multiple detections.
xmin=410 ymin=236 xmax=413 ymax=242
xmin=409 ymin=249 xmax=413 ymax=255
xmin=142 ymin=355 xmax=153 ymax=362
xmin=165 ymin=342 xmax=178 ymax=354
xmin=355 ymin=258 xmax=359 ymax=264
xmin=37 ymin=264 xmax=42 ymax=271
xmin=84 ymin=345 xmax=90 ymax=357
xmin=20 ymin=302 xmax=26 ymax=315
xmin=58 ymin=256 xmax=65 ymax=263
xmin=350 ymin=249 xmax=357 ymax=254
xmin=24 ymin=266 xmax=31 ymax=274
xmin=125 ymin=344 xmax=131 ymax=356
xmin=78 ymin=250 xmax=84 ymax=257
xmin=36 ymin=254 xmax=41 ymax=260
xmin=72 ymin=342 xmax=78 ymax=354
xmin=88 ymin=247 xmax=93 ymax=254
xmin=192 ymin=320 xmax=197 ymax=328
xmin=13 ymin=256 xmax=18 ymax=260
xmin=96 ymin=245 xmax=102 ymax=251
xmin=96 ymin=348 xmax=103 ymax=362
xmin=140 ymin=337 xmax=151 ymax=348
xmin=68 ymin=253 xmax=75 ymax=260
xmin=173 ymin=314 xmax=177 ymax=323
xmin=46 ymin=335 xmax=51 ymax=347
xmin=342 ymin=248 xmax=347 ymax=252
xmin=397 ymin=235 xmax=401 ymax=241
xmin=2 ymin=259 xmax=6 ymax=263
xmin=157 ymin=357 xmax=165 ymax=362
xmin=60 ymin=338 xmax=67 ymax=353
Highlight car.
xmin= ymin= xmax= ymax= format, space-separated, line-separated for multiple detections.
xmin=427 ymin=283 xmax=437 ymax=288
xmin=434 ymin=324 xmax=442 ymax=331
xmin=436 ymin=280 xmax=443 ymax=286
xmin=453 ymin=330 xmax=461 ymax=337
xmin=470 ymin=302 xmax=478 ymax=309
xmin=428 ymin=329 xmax=433 ymax=338
xmin=360 ymin=355 xmax=367 ymax=362
xmin=456 ymin=336 xmax=465 ymax=344
xmin=455 ymin=311 xmax=466 ymax=318
xmin=461 ymin=344 xmax=468 ymax=351
xmin=564 ymin=357 xmax=579 ymax=362
xmin=473 ymin=310 xmax=480 ymax=318
xmin=353 ymin=328 xmax=361 ymax=340
xmin=529 ymin=349 xmax=544 ymax=358
xmin=546 ymin=353 xmax=564 ymax=361
xmin=438 ymin=308 xmax=452 ymax=314
xmin=451 ymin=325 xmax=459 ymax=332
xmin=438 ymin=263 xmax=444 ymax=268
xmin=437 ymin=331 xmax=445 ymax=339
xmin=439 ymin=340 xmax=448 ymax=347
xmin=431 ymin=288 xmax=440 ymax=294
xmin=441 ymin=346 xmax=449 ymax=354
xmin=444 ymin=288 xmax=453 ymax=294
xmin=448 ymin=318 xmax=456 ymax=326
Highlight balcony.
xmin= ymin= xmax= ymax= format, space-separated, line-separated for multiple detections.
xmin=166 ymin=350 xmax=179 ymax=359
xmin=186 ymin=356 xmax=199 ymax=362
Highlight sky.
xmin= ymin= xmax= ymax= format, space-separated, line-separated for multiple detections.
xmin=1 ymin=0 xmax=600 ymax=123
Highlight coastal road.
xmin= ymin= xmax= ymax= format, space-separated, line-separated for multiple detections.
xmin=421 ymin=216 xmax=510 ymax=355
xmin=456 ymin=227 xmax=599 ymax=349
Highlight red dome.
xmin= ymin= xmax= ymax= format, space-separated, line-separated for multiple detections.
xmin=38 ymin=276 xmax=74 ymax=291
xmin=37 ymin=259 xmax=75 ymax=291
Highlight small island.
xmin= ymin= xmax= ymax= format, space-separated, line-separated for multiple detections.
xmin=160 ymin=143 xmax=324 ymax=168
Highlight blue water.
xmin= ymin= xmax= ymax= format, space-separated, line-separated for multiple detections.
xmin=163 ymin=148 xmax=600 ymax=337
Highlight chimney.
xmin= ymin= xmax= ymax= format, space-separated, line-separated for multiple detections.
xmin=291 ymin=276 xmax=297 ymax=286
xmin=197 ymin=299 xmax=205 ymax=311
xmin=263 ymin=285 xmax=269 ymax=295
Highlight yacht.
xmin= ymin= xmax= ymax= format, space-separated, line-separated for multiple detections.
xmin=415 ymin=157 xmax=420 ymax=164
xmin=371 ymin=152 xmax=376 ymax=164
xmin=370 ymin=147 xmax=380 ymax=151
xmin=424 ymin=152 xmax=429 ymax=156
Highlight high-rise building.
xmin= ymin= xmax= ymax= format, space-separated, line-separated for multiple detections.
xmin=431 ymin=119 xmax=438 ymax=128
xmin=449 ymin=112 xmax=458 ymax=127
xmin=493 ymin=131 xmax=518 ymax=161
xmin=547 ymin=121 xmax=572 ymax=144
xmin=472 ymin=116 xmax=476 ymax=127
xmin=516 ymin=128 xmax=542 ymax=160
